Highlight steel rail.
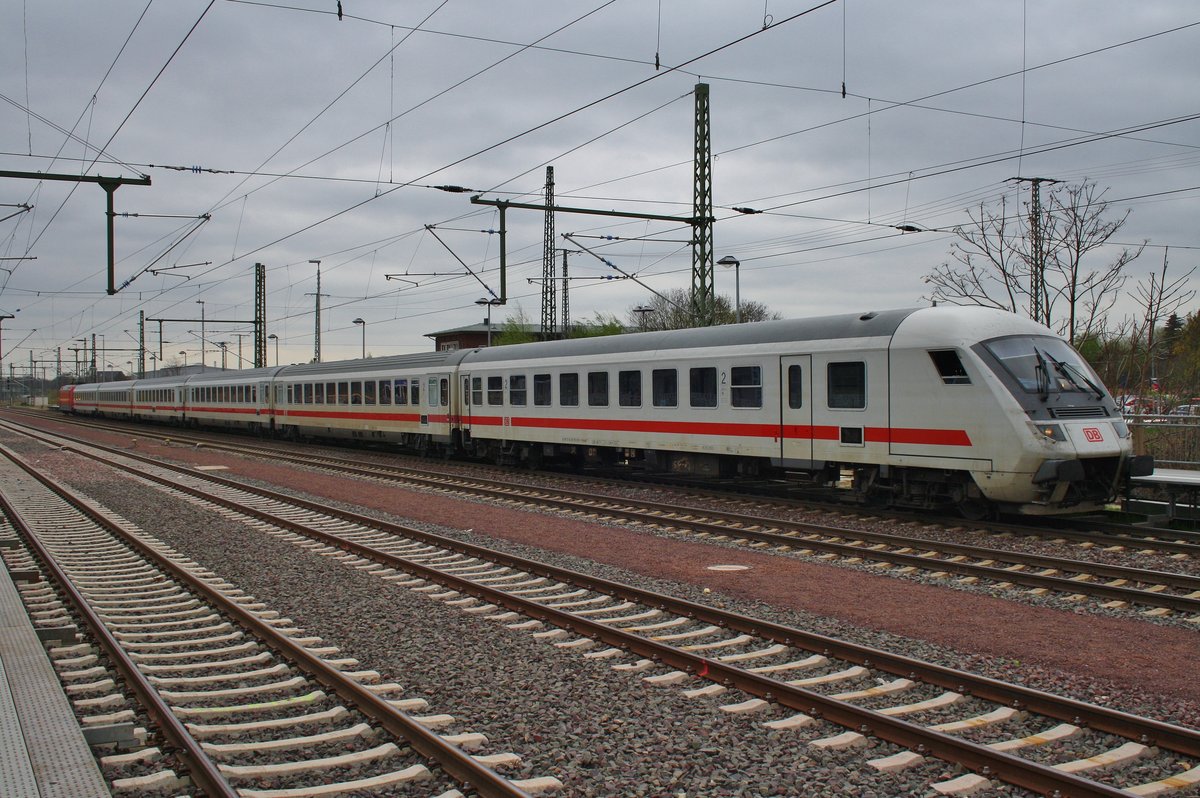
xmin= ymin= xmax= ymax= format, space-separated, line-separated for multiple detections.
xmin=0 ymin=444 xmax=237 ymax=798
xmin=15 ymin=430 xmax=1200 ymax=797
xmin=0 ymin=441 xmax=532 ymax=798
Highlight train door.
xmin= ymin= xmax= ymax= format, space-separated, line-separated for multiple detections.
xmin=461 ymin=373 xmax=474 ymax=434
xmin=779 ymin=356 xmax=813 ymax=465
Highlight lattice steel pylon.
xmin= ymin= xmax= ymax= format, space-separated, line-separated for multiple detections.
xmin=690 ymin=83 xmax=714 ymax=326
xmin=541 ymin=166 xmax=556 ymax=338
xmin=254 ymin=262 xmax=266 ymax=368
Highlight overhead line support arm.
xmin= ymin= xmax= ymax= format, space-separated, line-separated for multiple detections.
xmin=0 ymin=169 xmax=151 ymax=296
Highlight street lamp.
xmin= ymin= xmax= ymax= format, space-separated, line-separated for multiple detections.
xmin=475 ymin=298 xmax=501 ymax=346
xmin=218 ymin=341 xmax=228 ymax=370
xmin=195 ymin=299 xmax=206 ymax=371
xmin=633 ymin=305 xmax=653 ymax=331
xmin=352 ymin=318 xmax=365 ymax=358
xmin=268 ymin=334 xmax=279 ymax=367
xmin=718 ymin=255 xmax=741 ymax=324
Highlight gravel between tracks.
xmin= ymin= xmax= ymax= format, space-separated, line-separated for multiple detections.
xmin=5 ymin=415 xmax=1199 ymax=797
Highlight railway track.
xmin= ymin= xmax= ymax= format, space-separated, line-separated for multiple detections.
xmin=0 ymin=442 xmax=557 ymax=797
xmin=4 ymin=418 xmax=1200 ymax=796
xmin=11 ymin=412 xmax=1198 ymax=621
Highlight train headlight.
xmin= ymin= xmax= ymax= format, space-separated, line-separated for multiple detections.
xmin=1036 ymin=424 xmax=1066 ymax=441
xmin=1111 ymin=420 xmax=1131 ymax=439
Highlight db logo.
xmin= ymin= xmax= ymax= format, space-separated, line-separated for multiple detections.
xmin=1083 ymin=427 xmax=1104 ymax=443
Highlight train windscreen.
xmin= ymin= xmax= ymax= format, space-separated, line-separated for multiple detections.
xmin=982 ymin=336 xmax=1108 ymax=399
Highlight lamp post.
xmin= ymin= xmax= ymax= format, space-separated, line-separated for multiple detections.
xmin=149 ymin=352 xmax=157 ymax=375
xmin=268 ymin=334 xmax=279 ymax=367
xmin=218 ymin=341 xmax=228 ymax=370
xmin=352 ymin=318 xmax=365 ymax=358
xmin=475 ymin=298 xmax=500 ymax=346
xmin=633 ymin=305 xmax=653 ymax=331
xmin=195 ymin=299 xmax=206 ymax=370
xmin=718 ymin=255 xmax=741 ymax=324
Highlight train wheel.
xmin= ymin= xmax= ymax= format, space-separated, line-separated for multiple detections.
xmin=956 ymin=498 xmax=995 ymax=520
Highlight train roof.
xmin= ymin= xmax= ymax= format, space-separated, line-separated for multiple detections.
xmin=459 ymin=307 xmax=923 ymax=364
xmin=274 ymin=350 xmax=467 ymax=378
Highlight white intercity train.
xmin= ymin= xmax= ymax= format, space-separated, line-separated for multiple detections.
xmin=59 ymin=306 xmax=1151 ymax=516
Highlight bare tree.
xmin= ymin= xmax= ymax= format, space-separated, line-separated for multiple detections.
xmin=1130 ymin=248 xmax=1196 ymax=389
xmin=924 ymin=180 xmax=1143 ymax=343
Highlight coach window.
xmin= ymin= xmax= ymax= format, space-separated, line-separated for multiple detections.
xmin=588 ymin=371 xmax=609 ymax=407
xmin=350 ymin=381 xmax=363 ymax=404
xmin=787 ymin=365 xmax=803 ymax=408
xmin=440 ymin=378 xmax=449 ymax=407
xmin=652 ymin=369 xmax=677 ymax=407
xmin=394 ymin=378 xmax=408 ymax=405
xmin=730 ymin=365 xmax=762 ymax=408
xmin=929 ymin=350 xmax=971 ymax=384
xmin=510 ymin=375 xmax=527 ymax=406
xmin=304 ymin=384 xmax=314 ymax=404
xmin=560 ymin=373 xmax=580 ymax=407
xmin=410 ymin=381 xmax=420 ymax=406
xmin=335 ymin=382 xmax=347 ymax=405
xmin=487 ymin=376 xmax=504 ymax=406
xmin=619 ymin=370 xmax=642 ymax=407
xmin=364 ymin=381 xmax=376 ymax=405
xmin=379 ymin=380 xmax=392 ymax=404
xmin=471 ymin=377 xmax=483 ymax=406
xmin=533 ymin=373 xmax=552 ymax=406
xmin=689 ymin=367 xmax=718 ymax=408
xmin=828 ymin=361 xmax=866 ymax=409
xmin=323 ymin=382 xmax=334 ymax=403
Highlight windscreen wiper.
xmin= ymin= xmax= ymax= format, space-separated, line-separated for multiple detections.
xmin=1044 ymin=349 xmax=1105 ymax=400
xmin=1033 ymin=348 xmax=1051 ymax=401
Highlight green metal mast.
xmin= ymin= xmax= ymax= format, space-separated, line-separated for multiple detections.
xmin=691 ymin=83 xmax=714 ymax=326
xmin=541 ymin=166 xmax=556 ymax=338
xmin=254 ymin=262 xmax=266 ymax=368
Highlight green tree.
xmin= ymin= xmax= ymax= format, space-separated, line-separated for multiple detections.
xmin=627 ymin=288 xmax=778 ymax=331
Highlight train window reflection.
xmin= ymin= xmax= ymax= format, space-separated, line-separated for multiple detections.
xmin=828 ymin=362 xmax=866 ymax=409
xmin=690 ymin=367 xmax=717 ymax=407
xmin=533 ymin=374 xmax=551 ymax=406
xmin=560 ymin=373 xmax=579 ymax=406
xmin=394 ymin=378 xmax=408 ymax=405
xmin=510 ymin=375 xmax=527 ymax=406
xmin=619 ymin=370 xmax=642 ymax=407
xmin=787 ymin=365 xmax=803 ymax=409
xmin=588 ymin=372 xmax=609 ymax=407
xmin=929 ymin=350 xmax=970 ymax=384
xmin=652 ymin=369 xmax=677 ymax=407
xmin=731 ymin=365 xmax=762 ymax=408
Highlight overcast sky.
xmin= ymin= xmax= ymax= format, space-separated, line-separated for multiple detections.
xmin=2 ymin=1 xmax=1198 ymax=373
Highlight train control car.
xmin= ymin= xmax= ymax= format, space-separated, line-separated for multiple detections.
xmin=454 ymin=306 xmax=1150 ymax=515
